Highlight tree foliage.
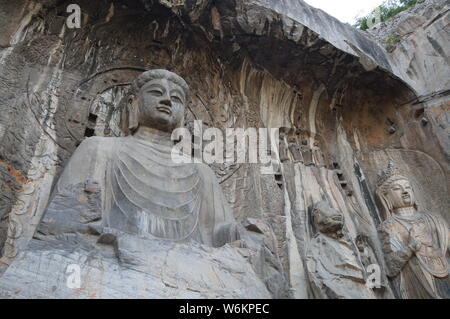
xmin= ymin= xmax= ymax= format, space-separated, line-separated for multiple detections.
xmin=355 ymin=0 xmax=418 ymax=30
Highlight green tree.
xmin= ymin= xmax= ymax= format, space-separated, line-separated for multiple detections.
xmin=355 ymin=0 xmax=417 ymax=30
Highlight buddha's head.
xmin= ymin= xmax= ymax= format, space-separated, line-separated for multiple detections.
xmin=312 ymin=201 xmax=344 ymax=236
xmin=127 ymin=69 xmax=190 ymax=133
xmin=376 ymin=162 xmax=417 ymax=216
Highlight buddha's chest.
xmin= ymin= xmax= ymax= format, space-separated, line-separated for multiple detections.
xmin=395 ymin=217 xmax=435 ymax=248
xmin=104 ymin=139 xmax=205 ymax=240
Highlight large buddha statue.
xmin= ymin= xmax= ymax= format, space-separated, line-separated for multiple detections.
xmin=40 ymin=69 xmax=240 ymax=247
xmin=376 ymin=162 xmax=449 ymax=299
xmin=0 ymin=70 xmax=279 ymax=298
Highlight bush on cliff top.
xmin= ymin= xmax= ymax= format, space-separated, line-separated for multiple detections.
xmin=355 ymin=0 xmax=418 ymax=30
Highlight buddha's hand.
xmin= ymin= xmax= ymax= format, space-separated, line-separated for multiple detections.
xmin=408 ymin=229 xmax=422 ymax=253
xmin=213 ymin=222 xmax=243 ymax=247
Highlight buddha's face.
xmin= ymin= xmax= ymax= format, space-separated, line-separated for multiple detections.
xmin=313 ymin=202 xmax=344 ymax=234
xmin=385 ymin=178 xmax=415 ymax=209
xmin=136 ymin=78 xmax=186 ymax=132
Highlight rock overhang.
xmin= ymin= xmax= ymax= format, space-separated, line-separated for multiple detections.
xmin=142 ymin=0 xmax=417 ymax=98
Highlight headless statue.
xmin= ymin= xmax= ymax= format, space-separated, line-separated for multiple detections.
xmin=40 ymin=69 xmax=239 ymax=247
xmin=306 ymin=201 xmax=376 ymax=299
xmin=377 ymin=162 xmax=449 ymax=299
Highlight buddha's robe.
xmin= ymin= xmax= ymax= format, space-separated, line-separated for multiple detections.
xmin=306 ymin=234 xmax=376 ymax=299
xmin=40 ymin=134 xmax=237 ymax=247
xmin=379 ymin=212 xmax=449 ymax=299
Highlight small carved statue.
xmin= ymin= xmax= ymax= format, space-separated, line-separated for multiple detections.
xmin=306 ymin=201 xmax=375 ymax=299
xmin=299 ymin=140 xmax=313 ymax=166
xmin=311 ymin=141 xmax=326 ymax=168
xmin=376 ymin=161 xmax=449 ymax=299
xmin=278 ymin=131 xmax=290 ymax=163
xmin=288 ymin=136 xmax=303 ymax=163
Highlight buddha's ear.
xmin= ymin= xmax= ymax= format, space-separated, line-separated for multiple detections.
xmin=178 ymin=114 xmax=185 ymax=129
xmin=411 ymin=185 xmax=419 ymax=210
xmin=128 ymin=94 xmax=139 ymax=132
xmin=377 ymin=189 xmax=393 ymax=219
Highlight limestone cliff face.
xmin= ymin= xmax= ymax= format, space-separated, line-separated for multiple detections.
xmin=368 ymin=0 xmax=450 ymax=96
xmin=0 ymin=0 xmax=448 ymax=298
xmin=366 ymin=0 xmax=450 ymax=181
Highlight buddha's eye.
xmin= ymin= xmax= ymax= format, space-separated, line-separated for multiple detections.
xmin=148 ymin=89 xmax=163 ymax=96
xmin=171 ymin=95 xmax=182 ymax=104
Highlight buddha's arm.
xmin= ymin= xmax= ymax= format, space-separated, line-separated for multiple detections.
xmin=445 ymin=217 xmax=450 ymax=255
xmin=378 ymin=224 xmax=414 ymax=277
xmin=447 ymin=230 xmax=450 ymax=255
xmin=36 ymin=137 xmax=107 ymax=235
xmin=435 ymin=214 xmax=450 ymax=255
xmin=207 ymin=169 xmax=242 ymax=247
xmin=56 ymin=137 xmax=107 ymax=191
xmin=212 ymin=197 xmax=242 ymax=247
xmin=305 ymin=249 xmax=324 ymax=299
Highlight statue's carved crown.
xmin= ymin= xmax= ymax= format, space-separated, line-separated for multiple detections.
xmin=376 ymin=161 xmax=407 ymax=189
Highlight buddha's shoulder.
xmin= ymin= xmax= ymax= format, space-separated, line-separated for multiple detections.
xmin=76 ymin=136 xmax=126 ymax=155
xmin=419 ymin=211 xmax=448 ymax=224
xmin=419 ymin=210 xmax=443 ymax=218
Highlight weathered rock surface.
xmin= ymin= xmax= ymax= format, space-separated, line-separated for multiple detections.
xmin=0 ymin=233 xmax=271 ymax=299
xmin=368 ymin=0 xmax=450 ymax=97
xmin=0 ymin=0 xmax=448 ymax=299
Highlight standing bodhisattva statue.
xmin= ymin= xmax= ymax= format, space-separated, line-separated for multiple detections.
xmin=377 ymin=162 xmax=449 ymax=299
xmin=41 ymin=69 xmax=240 ymax=247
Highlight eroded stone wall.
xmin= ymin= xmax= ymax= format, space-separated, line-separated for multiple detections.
xmin=0 ymin=0 xmax=448 ymax=298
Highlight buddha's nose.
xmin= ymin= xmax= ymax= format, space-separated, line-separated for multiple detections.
xmin=160 ymin=98 xmax=172 ymax=107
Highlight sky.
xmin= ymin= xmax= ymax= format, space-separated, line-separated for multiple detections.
xmin=303 ymin=0 xmax=386 ymax=24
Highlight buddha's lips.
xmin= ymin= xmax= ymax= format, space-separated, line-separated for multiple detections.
xmin=157 ymin=106 xmax=172 ymax=115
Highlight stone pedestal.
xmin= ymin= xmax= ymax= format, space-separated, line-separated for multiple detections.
xmin=0 ymin=232 xmax=270 ymax=299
